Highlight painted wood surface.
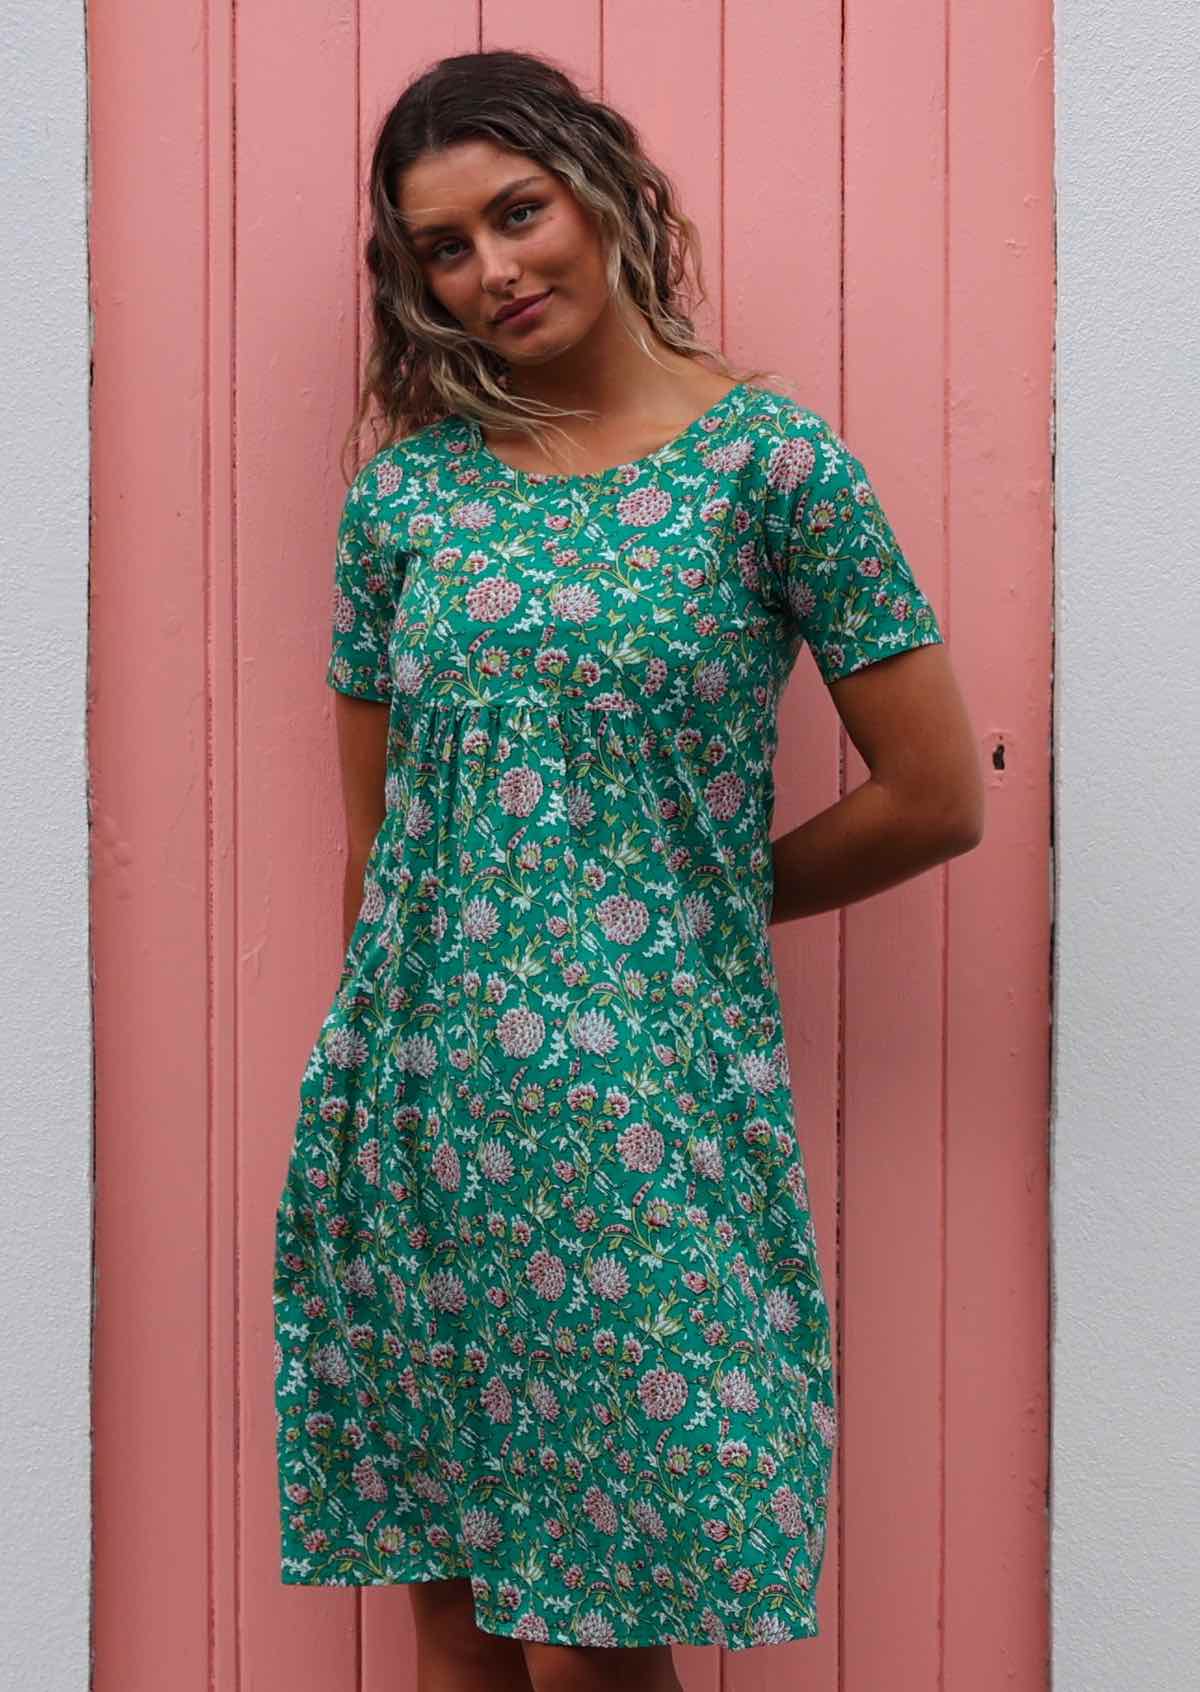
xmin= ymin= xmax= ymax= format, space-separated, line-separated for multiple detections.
xmin=89 ymin=3 xmax=1052 ymax=1687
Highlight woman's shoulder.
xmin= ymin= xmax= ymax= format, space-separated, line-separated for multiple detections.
xmin=737 ymin=383 xmax=874 ymax=492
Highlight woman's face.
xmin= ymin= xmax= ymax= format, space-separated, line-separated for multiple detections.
xmin=398 ymin=139 xmax=612 ymax=365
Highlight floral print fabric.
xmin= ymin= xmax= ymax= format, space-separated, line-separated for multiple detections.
xmin=273 ymin=380 xmax=944 ymax=1651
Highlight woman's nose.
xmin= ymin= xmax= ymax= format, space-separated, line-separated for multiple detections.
xmin=477 ymin=240 xmax=520 ymax=293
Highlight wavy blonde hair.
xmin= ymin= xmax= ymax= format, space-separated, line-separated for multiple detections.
xmin=342 ymin=47 xmax=781 ymax=483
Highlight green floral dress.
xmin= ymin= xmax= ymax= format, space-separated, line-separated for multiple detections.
xmin=273 ymin=379 xmax=944 ymax=1651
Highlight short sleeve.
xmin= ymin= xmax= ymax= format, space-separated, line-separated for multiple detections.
xmin=325 ymin=459 xmax=406 ymax=701
xmin=766 ymin=408 xmax=944 ymax=684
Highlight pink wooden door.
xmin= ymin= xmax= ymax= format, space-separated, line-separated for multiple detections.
xmin=89 ymin=3 xmax=1052 ymax=1689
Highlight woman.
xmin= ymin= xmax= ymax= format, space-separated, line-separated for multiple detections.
xmin=273 ymin=47 xmax=984 ymax=1692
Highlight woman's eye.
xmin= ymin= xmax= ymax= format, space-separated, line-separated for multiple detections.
xmin=431 ymin=203 xmax=540 ymax=262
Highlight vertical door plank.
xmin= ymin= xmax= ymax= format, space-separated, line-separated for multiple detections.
xmin=206 ymin=7 xmax=239 ymax=1688
xmin=945 ymin=2 xmax=1053 ymax=1687
xmin=89 ymin=4 xmax=215 ymax=1689
xmin=483 ymin=0 xmax=599 ymax=63
xmin=603 ymin=0 xmax=724 ymax=354
xmin=237 ymin=4 xmax=360 ymax=1689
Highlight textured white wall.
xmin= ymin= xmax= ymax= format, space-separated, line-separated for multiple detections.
xmin=0 ymin=2 xmax=92 ymax=1689
xmin=1053 ymin=3 xmax=1200 ymax=1686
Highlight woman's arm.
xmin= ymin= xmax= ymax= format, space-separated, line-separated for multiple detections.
xmin=333 ymin=692 xmax=389 ymax=949
xmin=770 ymin=641 xmax=985 ymax=925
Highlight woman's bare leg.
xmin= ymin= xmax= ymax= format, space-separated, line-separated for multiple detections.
xmin=521 ymin=1640 xmax=684 ymax=1692
xmin=408 ymin=1579 xmax=534 ymax=1692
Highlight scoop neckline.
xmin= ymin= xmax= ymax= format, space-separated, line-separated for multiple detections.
xmin=464 ymin=379 xmax=752 ymax=486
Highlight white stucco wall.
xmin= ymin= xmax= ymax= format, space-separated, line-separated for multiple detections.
xmin=0 ymin=2 xmax=92 ymax=1689
xmin=1052 ymin=3 xmax=1200 ymax=1687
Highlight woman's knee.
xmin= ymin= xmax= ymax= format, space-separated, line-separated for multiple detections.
xmin=521 ymin=1640 xmax=680 ymax=1692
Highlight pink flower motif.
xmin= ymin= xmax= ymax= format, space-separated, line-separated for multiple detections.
xmin=689 ymin=1135 xmax=725 ymax=1181
xmin=702 ymin=436 xmax=755 ymax=472
xmin=375 ymin=459 xmax=402 ymax=496
xmin=547 ymin=581 xmax=600 ymax=623
xmin=694 ymin=660 xmax=728 ymax=703
xmin=813 ymin=1399 xmax=838 ymax=1446
xmin=465 ymin=576 xmax=523 ymax=621
xmin=639 ymin=656 xmax=670 ymax=697
xmin=325 ymin=1025 xmax=368 ymax=1069
xmin=770 ymin=1485 xmax=809 ymax=1536
xmin=460 ymin=1507 xmax=505 ymax=1551
xmin=586 ymin=1255 xmax=631 ymax=1301
xmin=703 ymin=769 xmax=746 ymax=820
xmin=498 ymin=765 xmax=543 ymax=817
xmin=356 ymin=1138 xmax=380 ymax=1186
xmin=451 ymin=498 xmax=497 ymax=532
xmin=478 ymin=1140 xmax=515 ymax=1184
xmin=631 ymin=1498 xmax=668 ymax=1540
xmin=564 ymin=784 xmax=594 ymax=828
xmin=527 ymin=1247 xmax=567 ymax=1300
xmin=332 ymin=586 xmax=355 ymax=633
xmin=405 ymin=794 xmax=434 ymax=838
xmin=764 ymin=1286 xmax=802 ymax=1334
xmin=615 ymin=485 xmax=672 ymax=528
xmin=495 ymin=1005 xmax=546 ymax=1058
xmin=717 ymin=1365 xmax=761 ymax=1414
xmin=638 ymin=1365 xmax=689 ymax=1420
xmin=766 ymin=432 xmax=817 ymax=493
xmin=570 ymin=1007 xmax=618 ymax=1057
xmin=353 ymin=1457 xmax=388 ymax=1501
xmin=740 ymin=1048 xmax=782 ymax=1095
xmin=582 ymin=1486 xmax=619 ymax=1535
xmin=481 ymin=1375 xmax=513 ymax=1424
xmin=430 ymin=1141 xmax=462 ymax=1191
xmin=595 ymin=891 xmax=649 ymax=944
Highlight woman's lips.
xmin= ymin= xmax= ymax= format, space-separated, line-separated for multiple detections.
xmin=496 ymin=290 xmax=552 ymax=328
